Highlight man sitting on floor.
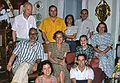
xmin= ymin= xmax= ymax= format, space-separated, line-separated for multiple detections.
xmin=70 ymin=54 xmax=94 ymax=83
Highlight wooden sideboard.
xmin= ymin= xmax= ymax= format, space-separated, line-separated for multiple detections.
xmin=0 ymin=20 xmax=12 ymax=83
xmin=116 ymin=44 xmax=120 ymax=57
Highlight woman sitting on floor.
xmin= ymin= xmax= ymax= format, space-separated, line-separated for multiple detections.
xmin=35 ymin=60 xmax=57 ymax=83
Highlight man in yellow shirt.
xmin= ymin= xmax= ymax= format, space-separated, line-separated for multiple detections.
xmin=39 ymin=5 xmax=66 ymax=43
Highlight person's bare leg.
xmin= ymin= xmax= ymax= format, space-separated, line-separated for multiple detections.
xmin=60 ymin=71 xmax=65 ymax=83
xmin=57 ymin=74 xmax=60 ymax=83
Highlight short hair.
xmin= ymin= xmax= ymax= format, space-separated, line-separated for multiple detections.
xmin=65 ymin=14 xmax=75 ymax=26
xmin=80 ymin=9 xmax=88 ymax=14
xmin=41 ymin=60 xmax=54 ymax=75
xmin=79 ymin=35 xmax=88 ymax=41
xmin=23 ymin=2 xmax=32 ymax=12
xmin=96 ymin=22 xmax=108 ymax=33
xmin=77 ymin=54 xmax=87 ymax=61
xmin=29 ymin=28 xmax=38 ymax=35
xmin=49 ymin=5 xmax=57 ymax=12
xmin=53 ymin=31 xmax=66 ymax=40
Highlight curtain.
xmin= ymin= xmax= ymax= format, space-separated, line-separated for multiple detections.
xmin=63 ymin=0 xmax=82 ymax=20
xmin=58 ymin=0 xmax=64 ymax=18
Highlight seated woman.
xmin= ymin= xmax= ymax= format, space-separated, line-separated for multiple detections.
xmin=91 ymin=22 xmax=115 ymax=78
xmin=35 ymin=60 xmax=57 ymax=83
xmin=64 ymin=14 xmax=78 ymax=52
xmin=76 ymin=35 xmax=94 ymax=63
xmin=48 ymin=31 xmax=71 ymax=83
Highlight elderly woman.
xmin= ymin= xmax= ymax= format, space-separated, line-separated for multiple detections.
xmin=91 ymin=22 xmax=115 ymax=78
xmin=48 ymin=31 xmax=70 ymax=83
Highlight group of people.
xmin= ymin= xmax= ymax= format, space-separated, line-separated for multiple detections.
xmin=6 ymin=1 xmax=115 ymax=83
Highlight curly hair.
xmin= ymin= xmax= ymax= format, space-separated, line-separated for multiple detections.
xmin=53 ymin=31 xmax=66 ymax=40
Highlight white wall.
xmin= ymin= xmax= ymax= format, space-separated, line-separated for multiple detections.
xmin=29 ymin=0 xmax=49 ymax=21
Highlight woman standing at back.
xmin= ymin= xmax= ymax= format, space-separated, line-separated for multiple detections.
xmin=65 ymin=14 xmax=78 ymax=52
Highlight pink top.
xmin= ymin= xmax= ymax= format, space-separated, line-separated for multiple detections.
xmin=38 ymin=75 xmax=57 ymax=83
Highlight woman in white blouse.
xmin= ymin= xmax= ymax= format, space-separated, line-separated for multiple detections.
xmin=65 ymin=14 xmax=78 ymax=52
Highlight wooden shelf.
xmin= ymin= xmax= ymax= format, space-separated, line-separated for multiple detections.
xmin=0 ymin=20 xmax=12 ymax=82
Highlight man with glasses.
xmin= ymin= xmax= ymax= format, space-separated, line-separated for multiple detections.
xmin=75 ymin=9 xmax=94 ymax=41
xmin=7 ymin=28 xmax=44 ymax=83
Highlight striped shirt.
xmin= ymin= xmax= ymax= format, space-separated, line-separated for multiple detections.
xmin=13 ymin=40 xmax=44 ymax=65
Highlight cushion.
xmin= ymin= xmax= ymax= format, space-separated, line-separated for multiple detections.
xmin=65 ymin=52 xmax=76 ymax=71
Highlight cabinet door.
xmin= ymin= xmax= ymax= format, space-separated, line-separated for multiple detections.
xmin=116 ymin=44 xmax=120 ymax=57
xmin=0 ymin=30 xmax=7 ymax=70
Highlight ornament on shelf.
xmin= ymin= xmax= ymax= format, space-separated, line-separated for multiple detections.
xmin=4 ymin=0 xmax=14 ymax=17
xmin=34 ymin=1 xmax=43 ymax=11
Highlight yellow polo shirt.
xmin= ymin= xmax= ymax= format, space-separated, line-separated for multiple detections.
xmin=39 ymin=17 xmax=66 ymax=42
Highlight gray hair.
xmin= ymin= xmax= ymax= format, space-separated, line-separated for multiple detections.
xmin=23 ymin=2 xmax=33 ymax=12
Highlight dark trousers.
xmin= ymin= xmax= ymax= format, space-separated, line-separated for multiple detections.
xmin=76 ymin=80 xmax=87 ymax=83
xmin=66 ymin=40 xmax=76 ymax=52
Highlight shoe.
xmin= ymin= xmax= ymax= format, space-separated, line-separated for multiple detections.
xmin=11 ymin=81 xmax=17 ymax=83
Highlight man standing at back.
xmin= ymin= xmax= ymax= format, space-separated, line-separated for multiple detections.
xmin=12 ymin=2 xmax=36 ymax=43
xmin=75 ymin=9 xmax=94 ymax=41
xmin=39 ymin=5 xmax=66 ymax=44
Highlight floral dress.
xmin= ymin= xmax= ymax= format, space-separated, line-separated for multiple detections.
xmin=48 ymin=42 xmax=71 ymax=83
xmin=91 ymin=33 xmax=115 ymax=78
xmin=76 ymin=45 xmax=94 ymax=60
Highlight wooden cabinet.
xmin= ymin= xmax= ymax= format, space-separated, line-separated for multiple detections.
xmin=116 ymin=44 xmax=120 ymax=58
xmin=0 ymin=20 xmax=12 ymax=83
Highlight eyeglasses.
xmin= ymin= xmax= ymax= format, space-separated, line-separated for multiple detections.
xmin=29 ymin=33 xmax=38 ymax=35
